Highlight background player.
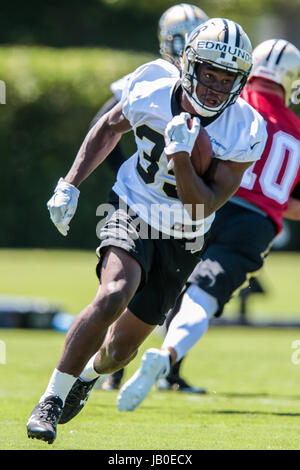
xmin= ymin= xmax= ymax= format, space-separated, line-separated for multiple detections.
xmin=117 ymin=38 xmax=300 ymax=412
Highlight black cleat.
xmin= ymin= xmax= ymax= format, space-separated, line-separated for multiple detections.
xmin=156 ymin=375 xmax=207 ymax=394
xmin=59 ymin=377 xmax=98 ymax=424
xmin=102 ymin=369 xmax=124 ymax=391
xmin=27 ymin=395 xmax=63 ymax=444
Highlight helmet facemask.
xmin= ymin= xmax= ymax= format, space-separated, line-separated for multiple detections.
xmin=182 ymin=53 xmax=250 ymax=117
xmin=160 ymin=33 xmax=186 ymax=63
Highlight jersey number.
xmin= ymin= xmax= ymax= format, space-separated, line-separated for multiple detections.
xmin=136 ymin=124 xmax=178 ymax=198
xmin=241 ymin=130 xmax=300 ymax=203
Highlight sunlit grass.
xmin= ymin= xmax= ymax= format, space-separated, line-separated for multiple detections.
xmin=0 ymin=249 xmax=299 ymax=450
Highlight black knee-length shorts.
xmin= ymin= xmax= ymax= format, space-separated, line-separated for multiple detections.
xmin=96 ymin=191 xmax=207 ymax=325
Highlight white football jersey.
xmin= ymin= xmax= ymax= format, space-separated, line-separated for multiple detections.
xmin=112 ymin=59 xmax=267 ymax=240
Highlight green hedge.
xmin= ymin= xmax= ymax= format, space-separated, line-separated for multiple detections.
xmin=2 ymin=1 xmax=299 ymax=51
xmin=0 ymin=46 xmax=154 ymax=249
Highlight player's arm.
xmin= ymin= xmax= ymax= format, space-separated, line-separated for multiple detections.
xmin=165 ymin=112 xmax=256 ymax=219
xmin=173 ymin=155 xmax=252 ymax=219
xmin=64 ymin=101 xmax=131 ymax=187
xmin=88 ymin=96 xmax=119 ymax=131
xmin=283 ymin=196 xmax=300 ymax=220
xmin=47 ymin=102 xmax=131 ymax=236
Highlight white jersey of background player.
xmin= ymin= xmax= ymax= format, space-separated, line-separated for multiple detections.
xmin=112 ymin=56 xmax=267 ymax=239
xmin=110 ymin=3 xmax=209 ymax=102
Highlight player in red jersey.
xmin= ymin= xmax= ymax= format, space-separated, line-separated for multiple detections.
xmin=238 ymin=68 xmax=300 ymax=229
xmin=117 ymin=38 xmax=300 ymax=411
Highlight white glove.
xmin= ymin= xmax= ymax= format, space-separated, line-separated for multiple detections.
xmin=165 ymin=112 xmax=200 ymax=170
xmin=47 ymin=178 xmax=80 ymax=236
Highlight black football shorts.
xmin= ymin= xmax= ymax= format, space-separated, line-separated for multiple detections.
xmin=96 ymin=191 xmax=206 ymax=325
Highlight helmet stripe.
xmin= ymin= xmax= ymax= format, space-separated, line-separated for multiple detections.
xmin=265 ymin=39 xmax=279 ymax=63
xmin=227 ymin=20 xmax=238 ymax=48
xmin=234 ymin=23 xmax=241 ymax=48
xmin=275 ymin=42 xmax=289 ymax=65
xmin=224 ymin=19 xmax=239 ymax=62
xmin=220 ymin=19 xmax=229 ymax=58
xmin=181 ymin=3 xmax=196 ymax=21
xmin=222 ymin=18 xmax=229 ymax=45
xmin=268 ymin=39 xmax=288 ymax=68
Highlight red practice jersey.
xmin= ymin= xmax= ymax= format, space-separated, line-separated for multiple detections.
xmin=237 ymin=87 xmax=300 ymax=233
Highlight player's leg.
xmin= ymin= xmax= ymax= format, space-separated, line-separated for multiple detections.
xmin=58 ymin=199 xmax=158 ymax=424
xmin=156 ymin=284 xmax=217 ymax=393
xmin=156 ymin=297 xmax=207 ymax=394
xmin=101 ymin=368 xmax=124 ymax=391
xmin=57 ymin=247 xmax=141 ymax=376
xmin=117 ymin=284 xmax=217 ymax=411
xmin=160 ymin=203 xmax=277 ymax=373
xmin=118 ymin=202 xmax=277 ymax=411
xmin=89 ymin=100 xmax=129 ymax=392
xmin=107 ymin=305 xmax=208 ymax=394
xmin=160 ymin=284 xmax=217 ymax=363
xmin=59 ymin=307 xmax=157 ymax=424
xmin=117 ymin=236 xmax=204 ymax=411
xmin=159 ymin=204 xmax=277 ymax=386
xmin=61 ymin=264 xmax=176 ymax=423
xmin=27 ymin=191 xmax=158 ymax=442
xmin=27 ymin=246 xmax=142 ymax=442
xmin=76 ymin=308 xmax=157 ymax=381
xmin=27 ymin=190 xmax=153 ymax=442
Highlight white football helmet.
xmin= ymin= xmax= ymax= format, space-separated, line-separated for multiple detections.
xmin=158 ymin=3 xmax=209 ymax=62
xmin=181 ymin=18 xmax=252 ymax=117
xmin=249 ymin=39 xmax=300 ymax=106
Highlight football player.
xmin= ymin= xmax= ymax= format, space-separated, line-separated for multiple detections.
xmin=27 ymin=18 xmax=267 ymax=443
xmin=100 ymin=3 xmax=209 ymax=393
xmin=117 ymin=38 xmax=300 ymax=412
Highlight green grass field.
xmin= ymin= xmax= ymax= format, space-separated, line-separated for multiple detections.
xmin=0 ymin=249 xmax=300 ymax=450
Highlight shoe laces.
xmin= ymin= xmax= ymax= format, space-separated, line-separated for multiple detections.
xmin=39 ymin=399 xmax=61 ymax=425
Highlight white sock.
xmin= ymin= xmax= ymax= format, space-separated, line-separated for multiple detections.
xmin=162 ymin=284 xmax=218 ymax=362
xmin=39 ymin=368 xmax=77 ymax=405
xmin=79 ymin=353 xmax=101 ymax=382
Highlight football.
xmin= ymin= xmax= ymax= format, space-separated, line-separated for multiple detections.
xmin=187 ymin=118 xmax=213 ymax=176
